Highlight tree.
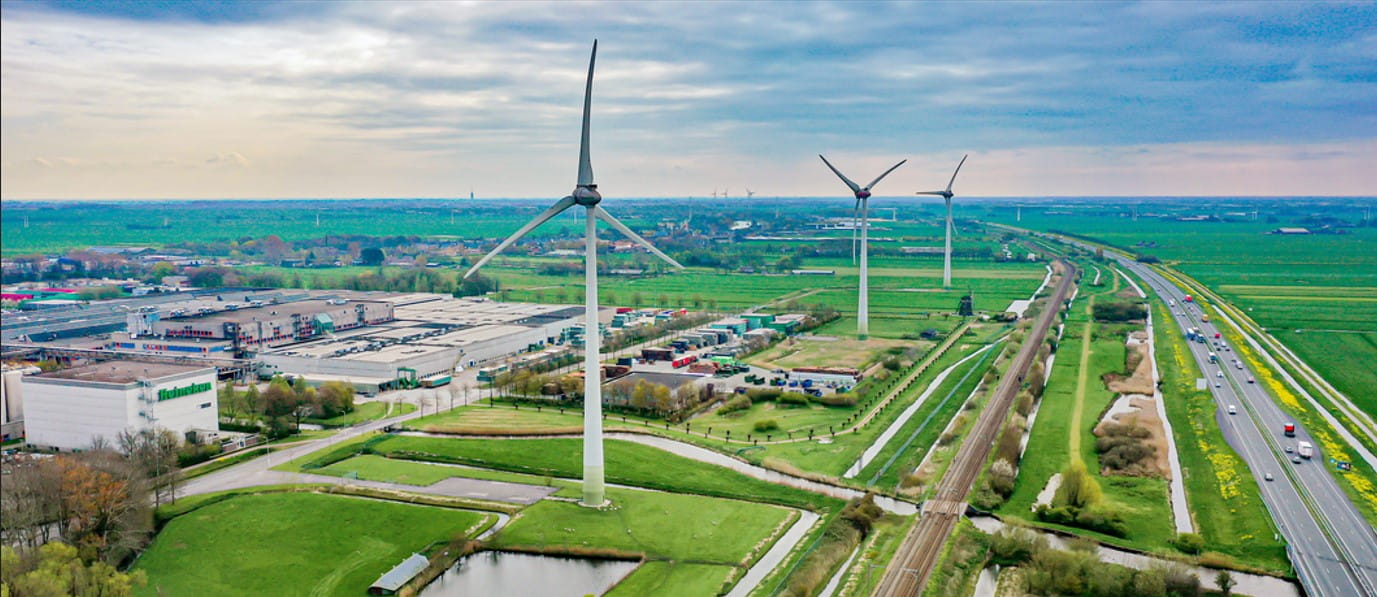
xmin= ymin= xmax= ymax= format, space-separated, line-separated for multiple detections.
xmin=1214 ymin=570 xmax=1237 ymax=596
xmin=54 ymin=452 xmax=152 ymax=563
xmin=242 ymin=384 xmax=261 ymax=416
xmin=262 ymin=377 xmax=296 ymax=418
xmin=116 ymin=427 xmax=181 ymax=507
xmin=360 ymin=247 xmax=385 ymax=266
xmin=1 ymin=542 xmax=147 ymax=597
xmin=317 ymin=381 xmax=355 ymax=418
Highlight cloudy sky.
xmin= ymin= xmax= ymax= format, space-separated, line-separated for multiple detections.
xmin=2 ymin=1 xmax=1374 ymax=200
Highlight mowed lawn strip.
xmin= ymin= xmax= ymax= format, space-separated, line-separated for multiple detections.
xmin=493 ymin=487 xmax=791 ymax=564
xmin=135 ymin=492 xmax=489 ymax=597
xmin=373 ymin=435 xmax=841 ymax=510
xmin=607 ymin=562 xmax=736 ymax=597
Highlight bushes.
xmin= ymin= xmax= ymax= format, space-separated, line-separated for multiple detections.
xmin=718 ymin=395 xmax=751 ymax=416
xmin=1034 ymin=461 xmax=1129 ymax=537
xmin=745 ymin=388 xmax=782 ymax=401
xmin=1096 ymin=423 xmax=1157 ymax=473
xmin=777 ymin=392 xmax=810 ymax=407
xmin=989 ymin=526 xmax=1044 ymax=565
xmin=1093 ymin=301 xmax=1147 ymax=322
xmin=1171 ymin=532 xmax=1205 ymax=555
xmin=815 ymin=392 xmax=857 ymax=407
xmin=753 ymin=419 xmax=779 ymax=433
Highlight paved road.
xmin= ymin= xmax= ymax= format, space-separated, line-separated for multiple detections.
xmin=1107 ymin=251 xmax=1377 ymax=597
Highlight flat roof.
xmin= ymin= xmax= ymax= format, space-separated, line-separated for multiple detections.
xmin=167 ymin=299 xmax=385 ymax=325
xmin=35 ymin=360 xmax=211 ymax=384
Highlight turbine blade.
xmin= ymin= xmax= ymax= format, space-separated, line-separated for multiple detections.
xmin=577 ymin=40 xmax=598 ymax=187
xmin=818 ymin=155 xmax=861 ymax=194
xmin=915 ymin=191 xmax=947 ymax=196
xmin=464 ymin=196 xmax=577 ymax=278
xmin=862 ymin=159 xmax=907 ymax=191
xmin=595 ymin=206 xmax=684 ymax=269
xmin=945 ymin=154 xmax=968 ymax=193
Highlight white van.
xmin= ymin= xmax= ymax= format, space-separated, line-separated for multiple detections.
xmin=1228 ymin=405 xmax=1237 ymax=415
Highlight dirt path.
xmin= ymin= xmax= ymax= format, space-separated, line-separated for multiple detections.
xmin=1068 ymin=274 xmax=1119 ymax=460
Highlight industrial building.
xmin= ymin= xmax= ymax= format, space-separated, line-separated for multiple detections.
xmin=2 ymin=364 xmax=36 ymax=442
xmin=257 ymin=296 xmax=586 ymax=394
xmin=152 ymin=298 xmax=395 ymax=353
xmin=21 ymin=360 xmax=218 ymax=451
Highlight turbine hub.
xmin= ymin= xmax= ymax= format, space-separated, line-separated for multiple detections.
xmin=573 ymin=185 xmax=602 ymax=206
xmin=856 ymin=190 xmax=871 ymax=199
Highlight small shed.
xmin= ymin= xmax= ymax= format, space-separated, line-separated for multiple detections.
xmin=369 ymin=553 xmax=429 ymax=595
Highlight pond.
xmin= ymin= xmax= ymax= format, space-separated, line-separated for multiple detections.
xmin=418 ymin=551 xmax=639 ymax=597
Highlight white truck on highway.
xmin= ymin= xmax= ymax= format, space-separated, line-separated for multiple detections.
xmin=1298 ymin=441 xmax=1314 ymax=459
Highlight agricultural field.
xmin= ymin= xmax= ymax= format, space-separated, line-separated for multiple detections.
xmin=1000 ymin=204 xmax=1377 ymax=418
xmin=134 ymin=492 xmax=492 ymax=596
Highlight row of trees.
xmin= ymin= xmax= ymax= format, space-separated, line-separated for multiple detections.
xmin=1 ymin=445 xmax=161 ymax=566
xmin=220 ymin=378 xmax=356 ymax=436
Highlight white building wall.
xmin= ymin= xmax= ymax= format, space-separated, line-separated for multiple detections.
xmin=22 ymin=370 xmax=218 ymax=451
xmin=459 ymin=327 xmax=547 ymax=366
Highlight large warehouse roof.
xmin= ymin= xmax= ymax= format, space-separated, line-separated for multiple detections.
xmin=34 ymin=360 xmax=211 ymax=384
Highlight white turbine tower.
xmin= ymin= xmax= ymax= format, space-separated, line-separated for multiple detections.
xmin=916 ymin=155 xmax=968 ymax=290
xmin=464 ymin=41 xmax=683 ymax=507
xmin=819 ymin=155 xmax=907 ymax=340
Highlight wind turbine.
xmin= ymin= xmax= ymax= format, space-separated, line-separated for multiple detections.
xmin=464 ymin=41 xmax=683 ymax=507
xmin=916 ymin=155 xmax=967 ymax=290
xmin=819 ymin=155 xmax=907 ymax=339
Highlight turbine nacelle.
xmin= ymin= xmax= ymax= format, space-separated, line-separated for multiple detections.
xmin=572 ymin=185 xmax=602 ymax=206
xmin=856 ymin=190 xmax=872 ymax=199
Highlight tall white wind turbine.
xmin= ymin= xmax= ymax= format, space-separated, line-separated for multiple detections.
xmin=465 ymin=41 xmax=683 ymax=507
xmin=916 ymin=155 xmax=968 ymax=290
xmin=819 ymin=155 xmax=907 ymax=340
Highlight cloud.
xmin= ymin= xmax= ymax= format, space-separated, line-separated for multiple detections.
xmin=2 ymin=1 xmax=1375 ymax=199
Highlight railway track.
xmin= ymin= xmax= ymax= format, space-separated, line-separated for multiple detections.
xmin=875 ymin=259 xmax=1077 ymax=596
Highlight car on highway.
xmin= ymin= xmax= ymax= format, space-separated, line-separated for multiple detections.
xmin=1265 ymin=473 xmax=1274 ymax=482
xmin=1215 ymin=381 xmax=1222 ymax=388
xmin=1285 ymin=445 xmax=1294 ymax=453
xmin=1216 ymin=371 xmax=1224 ymax=378
xmin=1292 ymin=456 xmax=1303 ymax=464
xmin=1247 ymin=377 xmax=1255 ymax=383
xmin=1228 ymin=405 xmax=1237 ymax=415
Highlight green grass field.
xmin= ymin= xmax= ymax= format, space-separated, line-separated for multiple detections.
xmin=135 ymin=492 xmax=490 ymax=596
xmin=304 ymin=400 xmax=417 ymax=427
xmin=607 ymin=561 xmax=736 ymax=597
xmin=360 ymin=435 xmax=840 ymax=510
xmin=496 ymin=487 xmax=792 ymax=597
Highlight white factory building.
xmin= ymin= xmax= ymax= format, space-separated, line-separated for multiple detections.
xmin=2 ymin=364 xmax=37 ymax=442
xmin=21 ymin=361 xmax=218 ymax=451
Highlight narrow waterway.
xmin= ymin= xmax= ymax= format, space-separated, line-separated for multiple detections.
xmin=968 ymin=516 xmax=1300 ymax=597
xmin=418 ymin=551 xmax=638 ymax=597
xmin=844 ymin=342 xmax=1001 ymax=478
xmin=725 ymin=511 xmax=822 ymax=597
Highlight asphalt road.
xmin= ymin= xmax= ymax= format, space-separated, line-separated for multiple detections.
xmin=1107 ymin=252 xmax=1377 ymax=597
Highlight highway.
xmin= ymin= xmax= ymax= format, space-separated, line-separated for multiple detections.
xmin=1103 ymin=250 xmax=1377 ymax=597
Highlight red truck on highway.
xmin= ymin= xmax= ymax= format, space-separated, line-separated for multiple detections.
xmin=1284 ymin=423 xmax=1296 ymax=437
